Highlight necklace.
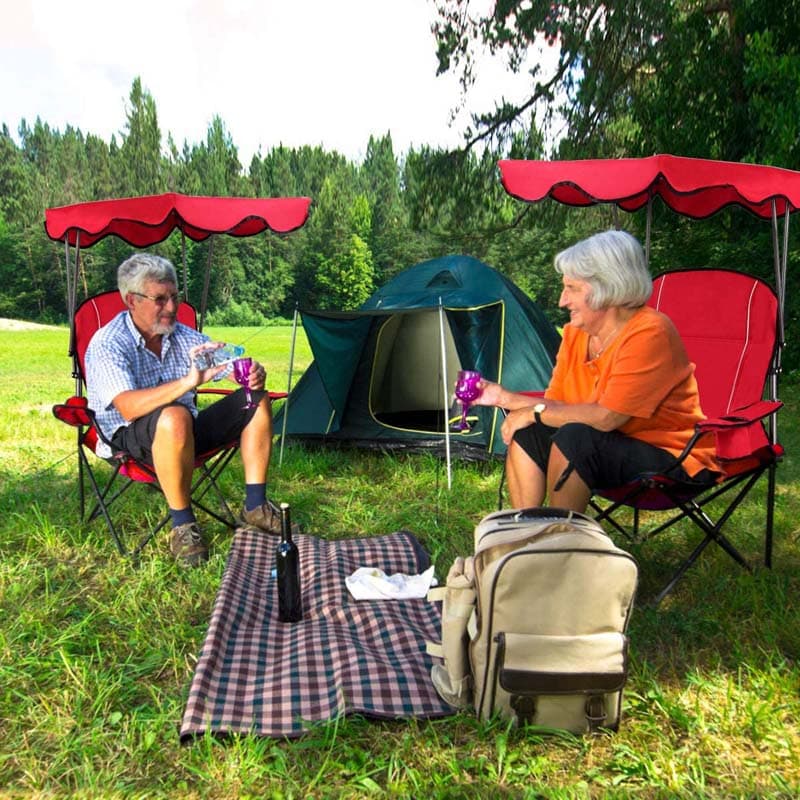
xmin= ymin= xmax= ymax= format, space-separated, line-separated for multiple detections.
xmin=589 ymin=325 xmax=620 ymax=359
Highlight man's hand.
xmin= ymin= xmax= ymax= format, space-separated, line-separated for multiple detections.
xmin=188 ymin=343 xmax=227 ymax=386
xmin=247 ymin=360 xmax=267 ymax=392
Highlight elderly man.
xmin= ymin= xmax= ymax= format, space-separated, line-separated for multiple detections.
xmin=85 ymin=252 xmax=293 ymax=566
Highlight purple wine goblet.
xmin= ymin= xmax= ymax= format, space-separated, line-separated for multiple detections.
xmin=453 ymin=369 xmax=481 ymax=431
xmin=232 ymin=357 xmax=257 ymax=409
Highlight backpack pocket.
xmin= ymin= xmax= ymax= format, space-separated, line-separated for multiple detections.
xmin=426 ymin=556 xmax=477 ymax=708
xmin=491 ymin=631 xmax=629 ymax=732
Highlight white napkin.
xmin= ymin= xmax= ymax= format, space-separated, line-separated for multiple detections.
xmin=345 ymin=565 xmax=437 ymax=600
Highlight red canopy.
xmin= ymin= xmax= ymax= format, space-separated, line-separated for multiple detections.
xmin=498 ymin=155 xmax=800 ymax=220
xmin=45 ymin=193 xmax=312 ymax=248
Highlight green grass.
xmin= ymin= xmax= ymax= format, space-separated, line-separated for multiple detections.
xmin=1 ymin=326 xmax=799 ymax=799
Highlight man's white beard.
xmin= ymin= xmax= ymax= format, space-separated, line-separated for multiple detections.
xmin=153 ymin=321 xmax=176 ymax=336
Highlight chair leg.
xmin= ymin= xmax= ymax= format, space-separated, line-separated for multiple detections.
xmin=497 ymin=463 xmax=506 ymax=510
xmin=129 ymin=449 xmax=239 ymax=558
xmin=765 ymin=463 xmax=776 ymax=568
xmin=652 ymin=534 xmax=714 ymax=606
xmin=651 ymin=496 xmax=753 ymax=605
xmin=189 ymin=448 xmax=238 ymax=528
xmin=78 ymin=450 xmax=129 ymax=557
xmin=131 ymin=512 xmax=172 ymax=560
xmin=79 ymin=443 xmax=242 ymax=559
xmin=591 ymin=494 xmax=644 ymax=542
xmin=77 ymin=461 xmax=85 ymax=521
xmin=595 ymin=463 xmax=775 ymax=604
xmin=76 ymin=431 xmax=86 ymax=521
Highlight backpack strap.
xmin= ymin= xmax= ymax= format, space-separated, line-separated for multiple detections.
xmin=584 ymin=695 xmax=608 ymax=732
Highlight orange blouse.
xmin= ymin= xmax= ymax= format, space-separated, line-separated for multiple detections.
xmin=545 ymin=306 xmax=717 ymax=476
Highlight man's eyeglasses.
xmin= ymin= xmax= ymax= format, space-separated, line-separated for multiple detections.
xmin=132 ymin=291 xmax=180 ymax=306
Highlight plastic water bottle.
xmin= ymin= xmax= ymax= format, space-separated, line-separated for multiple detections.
xmin=193 ymin=343 xmax=244 ymax=370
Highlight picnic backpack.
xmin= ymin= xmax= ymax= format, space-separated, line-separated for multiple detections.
xmin=426 ymin=508 xmax=638 ymax=733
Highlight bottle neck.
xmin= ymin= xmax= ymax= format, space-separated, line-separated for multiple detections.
xmin=280 ymin=504 xmax=292 ymax=543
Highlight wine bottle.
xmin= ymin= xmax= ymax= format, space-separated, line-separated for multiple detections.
xmin=276 ymin=502 xmax=302 ymax=622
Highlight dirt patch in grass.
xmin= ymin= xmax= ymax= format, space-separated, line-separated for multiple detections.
xmin=0 ymin=318 xmax=62 ymax=331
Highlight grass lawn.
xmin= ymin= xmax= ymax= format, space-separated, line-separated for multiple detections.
xmin=0 ymin=324 xmax=798 ymax=799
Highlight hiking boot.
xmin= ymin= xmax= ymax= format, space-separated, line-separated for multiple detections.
xmin=241 ymin=500 xmax=301 ymax=536
xmin=169 ymin=522 xmax=209 ymax=567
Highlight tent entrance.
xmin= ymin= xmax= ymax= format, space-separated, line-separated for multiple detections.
xmin=368 ymin=310 xmax=464 ymax=433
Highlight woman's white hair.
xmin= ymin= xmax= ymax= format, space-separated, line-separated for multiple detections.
xmin=554 ymin=229 xmax=652 ymax=310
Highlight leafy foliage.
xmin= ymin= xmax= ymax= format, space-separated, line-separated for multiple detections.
xmin=2 ymin=15 xmax=800 ymax=365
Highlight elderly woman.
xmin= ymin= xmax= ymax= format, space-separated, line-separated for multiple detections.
xmin=474 ymin=229 xmax=718 ymax=512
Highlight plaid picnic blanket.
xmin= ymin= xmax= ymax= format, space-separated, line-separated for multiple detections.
xmin=180 ymin=528 xmax=454 ymax=739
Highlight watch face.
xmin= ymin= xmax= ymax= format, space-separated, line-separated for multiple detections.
xmin=534 ymin=403 xmax=546 ymax=413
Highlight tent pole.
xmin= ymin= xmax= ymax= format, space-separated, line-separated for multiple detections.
xmin=438 ymin=299 xmax=452 ymax=490
xmin=645 ymin=197 xmax=652 ymax=267
xmin=279 ymin=305 xmax=299 ymax=467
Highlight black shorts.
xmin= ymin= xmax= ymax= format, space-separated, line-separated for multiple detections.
xmin=110 ymin=388 xmax=266 ymax=464
xmin=512 ymin=421 xmax=715 ymax=491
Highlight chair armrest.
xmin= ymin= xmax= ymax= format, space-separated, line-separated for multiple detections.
xmin=198 ymin=388 xmax=288 ymax=400
xmin=695 ymin=399 xmax=782 ymax=461
xmin=52 ymin=396 xmax=93 ymax=427
xmin=616 ymin=398 xmax=783 ymax=476
xmin=53 ymin=396 xmax=118 ymax=452
xmin=696 ymin=399 xmax=783 ymax=432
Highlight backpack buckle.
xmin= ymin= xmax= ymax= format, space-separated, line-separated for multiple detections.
xmin=585 ymin=694 xmax=607 ymax=732
xmin=510 ymin=694 xmax=537 ymax=726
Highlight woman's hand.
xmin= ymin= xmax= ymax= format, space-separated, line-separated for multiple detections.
xmin=471 ymin=379 xmax=504 ymax=407
xmin=500 ymin=407 xmax=534 ymax=445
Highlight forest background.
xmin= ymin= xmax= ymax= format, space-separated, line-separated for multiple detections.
xmin=2 ymin=0 xmax=800 ymax=370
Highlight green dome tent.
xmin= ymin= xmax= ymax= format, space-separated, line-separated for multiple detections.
xmin=275 ymin=254 xmax=560 ymax=460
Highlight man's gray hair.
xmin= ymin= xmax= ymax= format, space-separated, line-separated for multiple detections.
xmin=117 ymin=253 xmax=178 ymax=299
xmin=554 ymin=229 xmax=652 ymax=310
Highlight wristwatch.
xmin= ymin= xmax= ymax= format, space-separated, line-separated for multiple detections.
xmin=534 ymin=402 xmax=546 ymax=425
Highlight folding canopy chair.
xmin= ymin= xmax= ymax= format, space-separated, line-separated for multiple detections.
xmin=496 ymin=155 xmax=799 ymax=602
xmin=591 ymin=268 xmax=781 ymax=604
xmin=46 ymin=193 xmax=312 ymax=558
xmin=52 ymin=290 xmax=245 ymax=558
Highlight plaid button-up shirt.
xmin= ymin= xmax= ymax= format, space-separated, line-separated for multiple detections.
xmin=85 ymin=311 xmax=208 ymax=457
